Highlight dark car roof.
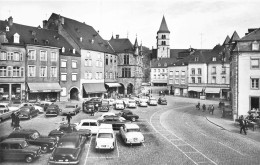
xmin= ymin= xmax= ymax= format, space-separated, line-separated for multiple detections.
xmin=8 ymin=129 xmax=38 ymax=137
xmin=1 ymin=138 xmax=26 ymax=143
xmin=59 ymin=133 xmax=81 ymax=143
xmin=121 ymin=110 xmax=132 ymax=113
xmin=19 ymin=107 xmax=33 ymax=110
xmin=59 ymin=123 xmax=77 ymax=129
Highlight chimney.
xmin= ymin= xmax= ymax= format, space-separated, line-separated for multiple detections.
xmin=8 ymin=16 xmax=13 ymax=26
xmin=43 ymin=20 xmax=48 ymax=29
xmin=116 ymin=34 xmax=119 ymax=39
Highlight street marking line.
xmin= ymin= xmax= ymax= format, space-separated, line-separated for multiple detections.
xmin=218 ymin=142 xmax=245 ymax=156
xmin=116 ymin=140 xmax=120 ymax=158
xmin=84 ymin=137 xmax=92 ymax=165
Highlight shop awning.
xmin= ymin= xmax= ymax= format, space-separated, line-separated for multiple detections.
xmin=205 ymin=88 xmax=220 ymax=93
xmin=105 ymin=83 xmax=121 ymax=88
xmin=83 ymin=83 xmax=107 ymax=94
xmin=28 ymin=83 xmax=62 ymax=93
xmin=188 ymin=87 xmax=203 ymax=92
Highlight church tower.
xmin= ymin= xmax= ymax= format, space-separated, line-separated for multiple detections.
xmin=157 ymin=16 xmax=170 ymax=58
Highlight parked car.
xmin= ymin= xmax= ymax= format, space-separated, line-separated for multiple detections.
xmin=18 ymin=107 xmax=39 ymax=120
xmin=158 ymin=97 xmax=167 ymax=105
xmin=34 ymin=101 xmax=53 ymax=111
xmin=7 ymin=129 xmax=57 ymax=153
xmin=0 ymin=103 xmax=19 ymax=122
xmin=128 ymin=99 xmax=137 ymax=108
xmin=120 ymin=110 xmax=139 ymax=121
xmin=83 ymin=97 xmax=102 ymax=110
xmin=98 ymin=116 xmax=131 ymax=130
xmin=138 ymin=99 xmax=148 ymax=107
xmin=148 ymin=97 xmax=158 ymax=106
xmin=45 ymin=104 xmax=61 ymax=117
xmin=48 ymin=133 xmax=86 ymax=165
xmin=48 ymin=123 xmax=91 ymax=140
xmin=122 ymin=98 xmax=130 ymax=107
xmin=120 ymin=123 xmax=144 ymax=145
xmin=98 ymin=112 xmax=126 ymax=121
xmin=82 ymin=102 xmax=94 ymax=113
xmin=18 ymin=103 xmax=44 ymax=114
xmin=95 ymin=127 xmax=116 ymax=150
xmin=99 ymin=100 xmax=110 ymax=112
xmin=115 ymin=100 xmax=125 ymax=110
xmin=61 ymin=104 xmax=81 ymax=116
xmin=0 ymin=138 xmax=41 ymax=163
xmin=76 ymin=119 xmax=99 ymax=134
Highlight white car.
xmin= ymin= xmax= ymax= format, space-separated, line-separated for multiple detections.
xmin=128 ymin=100 xmax=137 ymax=108
xmin=120 ymin=123 xmax=144 ymax=145
xmin=148 ymin=98 xmax=157 ymax=106
xmin=139 ymin=99 xmax=148 ymax=107
xmin=115 ymin=100 xmax=125 ymax=110
xmin=95 ymin=128 xmax=116 ymax=150
xmin=19 ymin=103 xmax=44 ymax=113
xmin=0 ymin=103 xmax=19 ymax=122
xmin=98 ymin=112 xmax=126 ymax=121
xmin=103 ymin=99 xmax=115 ymax=106
xmin=76 ymin=119 xmax=99 ymax=134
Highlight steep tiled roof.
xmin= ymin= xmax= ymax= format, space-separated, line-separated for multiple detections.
xmin=157 ymin=16 xmax=170 ymax=34
xmin=187 ymin=50 xmax=209 ymax=64
xmin=229 ymin=31 xmax=240 ymax=43
xmin=108 ymin=38 xmax=134 ymax=53
xmin=240 ymin=28 xmax=260 ymax=41
xmin=222 ymin=35 xmax=230 ymax=45
xmin=48 ymin=13 xmax=115 ymax=54
xmin=150 ymin=58 xmax=177 ymax=68
xmin=0 ymin=20 xmax=78 ymax=56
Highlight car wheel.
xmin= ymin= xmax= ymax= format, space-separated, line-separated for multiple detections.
xmin=131 ymin=117 xmax=136 ymax=122
xmin=41 ymin=145 xmax=48 ymax=153
xmin=25 ymin=155 xmax=33 ymax=163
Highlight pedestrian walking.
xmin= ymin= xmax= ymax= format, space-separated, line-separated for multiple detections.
xmin=196 ymin=102 xmax=200 ymax=110
xmin=202 ymin=104 xmax=206 ymax=112
xmin=13 ymin=113 xmax=21 ymax=130
xmin=66 ymin=112 xmax=72 ymax=125
xmin=11 ymin=112 xmax=16 ymax=127
xmin=210 ymin=105 xmax=215 ymax=115
xmin=238 ymin=116 xmax=247 ymax=135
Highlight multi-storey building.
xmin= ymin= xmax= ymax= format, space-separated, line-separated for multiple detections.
xmin=230 ymin=28 xmax=260 ymax=118
xmin=109 ymin=35 xmax=143 ymax=95
xmin=46 ymin=13 xmax=116 ymax=100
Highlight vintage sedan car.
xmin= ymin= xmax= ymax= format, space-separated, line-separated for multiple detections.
xmin=0 ymin=138 xmax=41 ymax=163
xmin=83 ymin=97 xmax=102 ymax=109
xmin=158 ymin=97 xmax=167 ymax=105
xmin=95 ymin=128 xmax=116 ymax=150
xmin=19 ymin=103 xmax=44 ymax=114
xmin=120 ymin=110 xmax=139 ymax=121
xmin=7 ymin=129 xmax=57 ymax=153
xmin=45 ymin=104 xmax=61 ymax=117
xmin=76 ymin=119 xmax=99 ymax=134
xmin=128 ymin=99 xmax=137 ymax=108
xmin=115 ymin=100 xmax=125 ymax=110
xmin=98 ymin=116 xmax=131 ymax=130
xmin=99 ymin=100 xmax=110 ymax=112
xmin=82 ymin=102 xmax=94 ymax=114
xmin=148 ymin=98 xmax=158 ymax=106
xmin=98 ymin=112 xmax=126 ymax=121
xmin=138 ymin=99 xmax=148 ymax=107
xmin=18 ymin=106 xmax=39 ymax=120
xmin=48 ymin=123 xmax=91 ymax=140
xmin=120 ymin=123 xmax=144 ymax=145
xmin=61 ymin=104 xmax=81 ymax=116
xmin=34 ymin=101 xmax=53 ymax=111
xmin=48 ymin=133 xmax=86 ymax=165
xmin=0 ymin=103 xmax=19 ymax=122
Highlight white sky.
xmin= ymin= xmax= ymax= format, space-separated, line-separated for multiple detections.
xmin=1 ymin=0 xmax=260 ymax=49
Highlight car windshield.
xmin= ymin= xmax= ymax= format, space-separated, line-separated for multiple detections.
xmin=0 ymin=105 xmax=5 ymax=108
xmin=21 ymin=141 xmax=29 ymax=148
xmin=98 ymin=133 xmax=113 ymax=138
xmin=59 ymin=126 xmax=75 ymax=132
xmin=57 ymin=142 xmax=77 ymax=148
xmin=30 ymin=132 xmax=40 ymax=140
xmin=129 ymin=100 xmax=135 ymax=103
xmin=127 ymin=128 xmax=140 ymax=132
xmin=20 ymin=108 xmax=30 ymax=113
xmin=150 ymin=98 xmax=156 ymax=101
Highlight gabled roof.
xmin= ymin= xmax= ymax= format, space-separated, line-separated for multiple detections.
xmin=240 ymin=28 xmax=260 ymax=41
xmin=222 ymin=35 xmax=230 ymax=45
xmin=47 ymin=13 xmax=115 ymax=54
xmin=108 ymin=38 xmax=134 ymax=53
xmin=229 ymin=31 xmax=240 ymax=43
xmin=157 ymin=16 xmax=170 ymax=34
xmin=0 ymin=20 xmax=77 ymax=56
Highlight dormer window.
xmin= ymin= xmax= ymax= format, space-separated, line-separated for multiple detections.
xmin=212 ymin=57 xmax=216 ymax=61
xmin=195 ymin=57 xmax=199 ymax=61
xmin=252 ymin=41 xmax=259 ymax=51
xmin=6 ymin=26 xmax=9 ymax=32
xmin=80 ymin=37 xmax=83 ymax=42
xmin=91 ymin=39 xmax=94 ymax=44
xmin=13 ymin=33 xmax=20 ymax=44
xmin=62 ymin=47 xmax=65 ymax=53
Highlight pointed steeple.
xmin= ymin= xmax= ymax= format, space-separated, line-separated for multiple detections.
xmin=229 ymin=31 xmax=240 ymax=43
xmin=110 ymin=33 xmax=114 ymax=40
xmin=222 ymin=35 xmax=230 ymax=45
xmin=157 ymin=16 xmax=170 ymax=34
xmin=134 ymin=36 xmax=138 ymax=48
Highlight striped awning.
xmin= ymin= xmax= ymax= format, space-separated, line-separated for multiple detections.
xmin=188 ymin=87 xmax=203 ymax=92
xmin=83 ymin=83 xmax=107 ymax=94
xmin=105 ymin=83 xmax=121 ymax=88
xmin=28 ymin=83 xmax=62 ymax=93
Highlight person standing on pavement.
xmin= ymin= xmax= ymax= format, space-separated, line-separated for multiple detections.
xmin=11 ymin=112 xmax=16 ymax=127
xmin=210 ymin=105 xmax=215 ymax=115
xmin=239 ymin=116 xmax=247 ymax=135
xmin=13 ymin=113 xmax=21 ymax=130
xmin=202 ymin=104 xmax=206 ymax=112
xmin=66 ymin=112 xmax=72 ymax=125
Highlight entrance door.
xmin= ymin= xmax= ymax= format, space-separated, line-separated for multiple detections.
xmin=127 ymin=83 xmax=133 ymax=94
xmin=251 ymin=97 xmax=260 ymax=109
xmin=70 ymin=88 xmax=79 ymax=100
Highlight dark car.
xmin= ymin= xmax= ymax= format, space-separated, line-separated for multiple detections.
xmin=82 ymin=102 xmax=94 ymax=114
xmin=48 ymin=123 xmax=91 ymax=140
xmin=99 ymin=100 xmax=110 ymax=112
xmin=61 ymin=104 xmax=81 ymax=116
xmin=98 ymin=116 xmax=131 ymax=130
xmin=45 ymin=104 xmax=61 ymax=117
xmin=34 ymin=101 xmax=53 ymax=111
xmin=0 ymin=138 xmax=41 ymax=163
xmin=158 ymin=97 xmax=167 ymax=105
xmin=83 ymin=97 xmax=102 ymax=111
xmin=18 ymin=106 xmax=39 ymax=120
xmin=7 ymin=129 xmax=57 ymax=153
xmin=48 ymin=133 xmax=87 ymax=165
xmin=120 ymin=110 xmax=139 ymax=122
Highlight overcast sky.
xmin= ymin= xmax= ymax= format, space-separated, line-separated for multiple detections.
xmin=1 ymin=0 xmax=260 ymax=49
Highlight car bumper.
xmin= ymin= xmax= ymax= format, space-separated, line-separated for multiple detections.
xmin=48 ymin=160 xmax=79 ymax=165
xmin=96 ymin=144 xmax=114 ymax=150
xmin=45 ymin=114 xmax=58 ymax=117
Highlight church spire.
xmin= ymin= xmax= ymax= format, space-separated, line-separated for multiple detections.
xmin=157 ymin=16 xmax=170 ymax=34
